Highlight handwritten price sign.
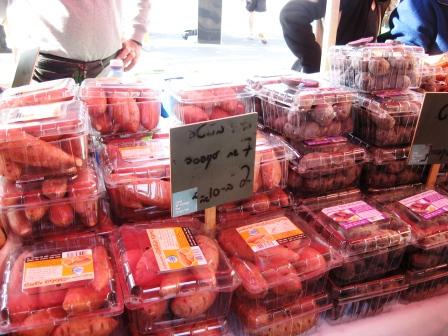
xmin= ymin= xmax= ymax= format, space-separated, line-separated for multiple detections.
xmin=409 ymin=93 xmax=448 ymax=165
xmin=170 ymin=113 xmax=257 ymax=217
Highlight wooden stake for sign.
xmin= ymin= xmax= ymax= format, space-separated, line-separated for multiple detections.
xmin=320 ymin=0 xmax=340 ymax=72
xmin=426 ymin=164 xmax=441 ymax=187
xmin=204 ymin=207 xmax=217 ymax=237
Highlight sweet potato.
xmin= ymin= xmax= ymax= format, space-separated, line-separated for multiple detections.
xmin=159 ymin=271 xmax=193 ymax=297
xmin=136 ymin=179 xmax=171 ymax=209
xmin=69 ymin=168 xmax=98 ymax=226
xmin=180 ymin=106 xmax=209 ymax=124
xmin=170 ymin=291 xmax=217 ymax=318
xmin=139 ymin=300 xmax=168 ymax=323
xmin=191 ymin=235 xmax=219 ymax=287
xmin=84 ymin=89 xmax=113 ymax=133
xmin=0 ymin=130 xmax=82 ymax=170
xmin=110 ymin=186 xmax=144 ymax=209
xmin=15 ymin=310 xmax=65 ymax=336
xmin=230 ymin=257 xmax=268 ymax=298
xmin=216 ymin=87 xmax=238 ymax=112
xmin=7 ymin=210 xmax=32 ymax=237
xmin=294 ymin=247 xmax=327 ymax=276
xmin=137 ymin=97 xmax=160 ymax=130
xmin=92 ymin=246 xmax=112 ymax=294
xmin=134 ymin=248 xmax=161 ymax=288
xmin=48 ymin=204 xmax=74 ymax=228
xmin=62 ymin=287 xmax=104 ymax=314
xmin=209 ymin=107 xmax=230 ymax=120
xmin=51 ymin=316 xmax=118 ymax=336
xmin=218 ymin=229 xmax=255 ymax=262
xmin=24 ymin=195 xmax=48 ymax=222
xmin=0 ymin=153 xmax=22 ymax=180
xmin=260 ymin=149 xmax=282 ymax=189
xmin=37 ymin=288 xmax=67 ymax=309
xmin=60 ymin=135 xmax=87 ymax=161
xmin=42 ymin=178 xmax=67 ymax=200
xmin=108 ymin=95 xmax=140 ymax=133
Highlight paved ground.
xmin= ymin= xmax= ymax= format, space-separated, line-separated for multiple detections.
xmin=0 ymin=0 xmax=296 ymax=87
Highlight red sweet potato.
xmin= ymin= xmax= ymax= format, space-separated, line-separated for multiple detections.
xmin=170 ymin=291 xmax=217 ymax=318
xmin=241 ymin=193 xmax=271 ymax=213
xmin=60 ymin=135 xmax=87 ymax=160
xmin=218 ymin=229 xmax=255 ymax=262
xmin=136 ymin=179 xmax=171 ymax=209
xmin=108 ymin=95 xmax=140 ymax=133
xmin=69 ymin=168 xmax=98 ymax=227
xmin=42 ymin=178 xmax=67 ymax=200
xmin=159 ymin=271 xmax=193 ymax=297
xmin=134 ymin=248 xmax=161 ymax=288
xmin=24 ymin=195 xmax=48 ymax=222
xmin=51 ymin=316 xmax=118 ymax=336
xmin=48 ymin=204 xmax=74 ymax=228
xmin=0 ymin=153 xmax=22 ymax=180
xmin=16 ymin=309 xmax=66 ymax=336
xmin=84 ymin=89 xmax=113 ymax=133
xmin=7 ymin=210 xmax=32 ymax=237
xmin=260 ymin=149 xmax=282 ymax=189
xmin=137 ymin=97 xmax=160 ymax=130
xmin=180 ymin=106 xmax=209 ymax=124
xmin=209 ymin=107 xmax=230 ymax=120
xmin=62 ymin=287 xmax=104 ymax=314
xmin=230 ymin=257 xmax=268 ymax=298
xmin=139 ymin=300 xmax=168 ymax=323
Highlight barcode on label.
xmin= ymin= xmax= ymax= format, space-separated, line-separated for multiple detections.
xmin=64 ymin=250 xmax=91 ymax=258
xmin=192 ymin=247 xmax=207 ymax=265
xmin=254 ymin=241 xmax=276 ymax=251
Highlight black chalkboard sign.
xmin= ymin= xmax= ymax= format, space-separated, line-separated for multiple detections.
xmin=170 ymin=113 xmax=257 ymax=217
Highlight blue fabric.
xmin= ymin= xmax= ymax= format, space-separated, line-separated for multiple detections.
xmin=387 ymin=0 xmax=448 ymax=54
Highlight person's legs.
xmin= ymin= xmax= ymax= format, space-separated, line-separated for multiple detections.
xmin=248 ymin=11 xmax=255 ymax=39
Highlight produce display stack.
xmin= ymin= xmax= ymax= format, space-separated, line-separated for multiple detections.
xmin=0 ymin=79 xmax=124 ymax=335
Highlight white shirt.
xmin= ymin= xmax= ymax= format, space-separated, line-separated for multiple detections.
xmin=0 ymin=0 xmax=150 ymax=61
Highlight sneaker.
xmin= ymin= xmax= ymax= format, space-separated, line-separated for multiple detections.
xmin=258 ymin=33 xmax=267 ymax=44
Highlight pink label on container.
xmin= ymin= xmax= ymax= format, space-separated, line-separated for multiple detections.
xmin=322 ymin=201 xmax=386 ymax=230
xmin=399 ymin=190 xmax=448 ymax=220
xmin=304 ymin=136 xmax=347 ymax=146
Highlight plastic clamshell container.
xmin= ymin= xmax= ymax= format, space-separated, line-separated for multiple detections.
xmin=362 ymin=144 xmax=427 ymax=190
xmin=100 ymin=131 xmax=293 ymax=221
xmin=287 ymin=137 xmax=366 ymax=196
xmin=129 ymin=318 xmax=233 ymax=336
xmin=111 ymin=220 xmax=240 ymax=333
xmin=79 ymin=78 xmax=161 ymax=136
xmin=353 ymin=91 xmax=422 ymax=147
xmin=0 ymin=78 xmax=77 ymax=109
xmin=167 ymin=77 xmax=254 ymax=124
xmin=217 ymin=188 xmax=293 ymax=223
xmin=329 ymin=43 xmax=425 ymax=92
xmin=328 ymin=274 xmax=408 ymax=324
xmin=218 ymin=210 xmax=341 ymax=301
xmin=0 ymin=100 xmax=90 ymax=181
xmin=419 ymin=64 xmax=448 ymax=92
xmin=0 ymin=159 xmax=105 ymax=239
xmin=232 ymin=292 xmax=332 ymax=336
xmin=0 ymin=233 xmax=123 ymax=335
xmin=298 ymin=189 xmax=411 ymax=285
xmin=258 ymin=83 xmax=356 ymax=141
xmin=384 ymin=187 xmax=448 ymax=270
xmin=402 ymin=264 xmax=448 ymax=302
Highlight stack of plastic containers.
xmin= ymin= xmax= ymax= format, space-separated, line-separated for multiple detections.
xmin=166 ymin=78 xmax=254 ymax=124
xmin=218 ymin=210 xmax=340 ymax=335
xmin=78 ymin=78 xmax=161 ymax=138
xmin=0 ymin=79 xmax=123 ymax=335
xmin=111 ymin=219 xmax=240 ymax=335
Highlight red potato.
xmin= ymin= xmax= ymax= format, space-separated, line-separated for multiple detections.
xmin=170 ymin=291 xmax=217 ymax=318
xmin=260 ymin=149 xmax=282 ymax=190
xmin=137 ymin=97 xmax=160 ymax=130
xmin=242 ymin=193 xmax=271 ymax=213
xmin=209 ymin=107 xmax=230 ymax=120
xmin=134 ymin=248 xmax=161 ymax=288
xmin=7 ymin=210 xmax=33 ymax=237
xmin=0 ymin=130 xmax=82 ymax=170
xmin=48 ymin=204 xmax=74 ymax=228
xmin=0 ymin=153 xmax=22 ymax=180
xmin=180 ymin=105 xmax=209 ymax=124
xmin=108 ymin=95 xmax=141 ymax=133
xmin=62 ymin=287 xmax=105 ymax=314
xmin=51 ymin=316 xmax=118 ymax=336
xmin=24 ymin=195 xmax=48 ymax=222
xmin=42 ymin=178 xmax=67 ymax=200
xmin=230 ymin=257 xmax=268 ymax=298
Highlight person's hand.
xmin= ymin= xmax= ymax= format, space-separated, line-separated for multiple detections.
xmin=117 ymin=39 xmax=142 ymax=71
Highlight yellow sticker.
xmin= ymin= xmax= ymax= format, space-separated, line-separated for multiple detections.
xmin=119 ymin=141 xmax=169 ymax=161
xmin=22 ymin=249 xmax=94 ymax=290
xmin=237 ymin=217 xmax=305 ymax=252
xmin=147 ymin=228 xmax=207 ymax=272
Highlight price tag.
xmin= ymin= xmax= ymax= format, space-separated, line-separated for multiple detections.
xmin=170 ymin=113 xmax=257 ymax=217
xmin=409 ymin=93 xmax=448 ymax=165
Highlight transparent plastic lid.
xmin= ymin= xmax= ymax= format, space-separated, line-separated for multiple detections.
xmin=330 ymin=274 xmax=407 ymax=303
xmin=112 ymin=220 xmax=240 ymax=309
xmin=330 ymin=42 xmax=425 ymax=58
xmin=357 ymin=91 xmax=423 ymax=118
xmin=218 ymin=211 xmax=340 ymax=299
xmin=141 ymin=319 xmax=232 ymax=336
xmin=258 ymin=83 xmax=355 ymax=109
xmin=389 ymin=188 xmax=448 ymax=249
xmin=0 ymin=100 xmax=89 ymax=140
xmin=290 ymin=137 xmax=366 ymax=172
xmin=168 ymin=77 xmax=253 ymax=104
xmin=0 ymin=78 xmax=77 ymax=109
xmin=248 ymin=72 xmax=320 ymax=91
xmin=0 ymin=233 xmax=123 ymax=334
xmin=233 ymin=292 xmax=331 ymax=333
xmin=79 ymin=78 xmax=160 ymax=100
xmin=406 ymin=263 xmax=448 ymax=286
xmin=299 ymin=189 xmax=412 ymax=256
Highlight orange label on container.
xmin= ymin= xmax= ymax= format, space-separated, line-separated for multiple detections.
xmin=237 ymin=217 xmax=305 ymax=252
xmin=147 ymin=228 xmax=207 ymax=272
xmin=119 ymin=141 xmax=169 ymax=160
xmin=9 ymin=104 xmax=61 ymax=123
xmin=22 ymin=249 xmax=94 ymax=290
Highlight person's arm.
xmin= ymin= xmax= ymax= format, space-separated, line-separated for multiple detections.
xmin=388 ymin=0 xmax=436 ymax=51
xmin=279 ymin=0 xmax=327 ymax=73
xmin=118 ymin=0 xmax=151 ymax=71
